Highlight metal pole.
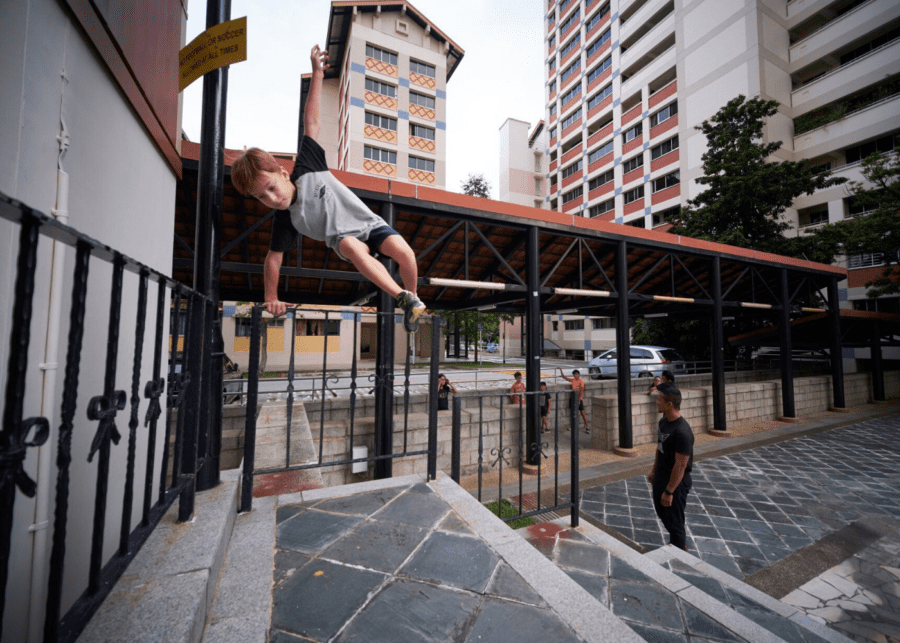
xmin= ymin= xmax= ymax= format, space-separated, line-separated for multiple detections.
xmin=871 ymin=318 xmax=885 ymax=401
xmin=615 ymin=240 xmax=632 ymax=449
xmin=427 ymin=317 xmax=441 ymax=479
xmin=779 ymin=269 xmax=795 ymax=417
xmin=828 ymin=278 xmax=846 ymax=408
xmin=710 ymin=256 xmax=726 ymax=431
xmin=525 ymin=226 xmax=541 ymax=465
xmin=192 ymin=0 xmax=231 ymax=492
xmin=374 ymin=202 xmax=396 ymax=479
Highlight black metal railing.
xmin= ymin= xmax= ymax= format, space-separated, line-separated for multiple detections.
xmin=450 ymin=389 xmax=580 ymax=527
xmin=239 ymin=307 xmax=442 ymax=512
xmin=0 ymin=193 xmax=212 ymax=642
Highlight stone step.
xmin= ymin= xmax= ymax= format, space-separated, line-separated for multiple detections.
xmin=644 ymin=545 xmax=854 ymax=643
xmin=523 ymin=517 xmax=819 ymax=642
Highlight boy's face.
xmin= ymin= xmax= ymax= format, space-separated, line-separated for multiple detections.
xmin=573 ymin=372 xmax=582 ymax=381
xmin=540 ymin=384 xmax=546 ymax=391
xmin=515 ymin=375 xmax=522 ymax=382
xmin=250 ymin=167 xmax=294 ymax=211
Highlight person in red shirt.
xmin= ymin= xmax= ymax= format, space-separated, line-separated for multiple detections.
xmin=509 ymin=371 xmax=526 ymax=404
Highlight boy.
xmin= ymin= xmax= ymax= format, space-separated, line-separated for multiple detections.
xmin=509 ymin=372 xmax=525 ymax=404
xmin=540 ymin=381 xmax=552 ymax=432
xmin=231 ymin=45 xmax=425 ymax=332
xmin=557 ymin=367 xmax=589 ymax=433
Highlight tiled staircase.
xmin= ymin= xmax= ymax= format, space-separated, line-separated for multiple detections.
xmin=521 ymin=518 xmax=853 ymax=643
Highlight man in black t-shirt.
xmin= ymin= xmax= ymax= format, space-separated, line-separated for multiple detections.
xmin=647 ymin=383 xmax=693 ymax=551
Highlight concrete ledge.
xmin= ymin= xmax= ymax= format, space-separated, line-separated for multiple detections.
xmin=612 ymin=446 xmax=639 ymax=458
xmin=707 ymin=429 xmax=733 ymax=438
xmin=778 ymin=416 xmax=802 ymax=423
xmin=79 ymin=471 xmax=241 ymax=643
xmin=828 ymin=406 xmax=850 ymax=413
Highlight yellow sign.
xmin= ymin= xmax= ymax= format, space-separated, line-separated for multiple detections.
xmin=179 ymin=17 xmax=247 ymax=92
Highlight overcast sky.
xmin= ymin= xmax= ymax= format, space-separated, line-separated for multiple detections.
xmin=181 ymin=0 xmax=546 ymax=199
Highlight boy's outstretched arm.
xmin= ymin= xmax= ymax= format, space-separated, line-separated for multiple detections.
xmin=264 ymin=250 xmax=287 ymax=316
xmin=305 ymin=44 xmax=329 ymax=142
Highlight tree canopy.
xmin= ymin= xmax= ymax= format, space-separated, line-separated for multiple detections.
xmin=460 ymin=173 xmax=491 ymax=198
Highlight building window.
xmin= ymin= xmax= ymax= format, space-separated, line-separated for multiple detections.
xmin=650 ymin=136 xmax=679 ymax=160
xmin=365 ymin=78 xmax=396 ymax=98
xmin=588 ymin=169 xmax=614 ymax=190
xmin=561 ymin=83 xmax=581 ymax=106
xmin=560 ymin=35 xmax=581 ymax=59
xmin=410 ymin=123 xmax=435 ymax=140
xmin=587 ymin=84 xmax=613 ymax=110
xmin=622 ymin=154 xmax=643 ymax=174
xmin=589 ymin=199 xmax=614 ymax=217
xmin=365 ymin=111 xmax=397 ymax=131
xmin=592 ymin=317 xmax=616 ymax=329
xmin=299 ymin=319 xmax=341 ymax=336
xmin=409 ymin=156 xmax=435 ymax=172
xmin=845 ymin=133 xmax=897 ymax=164
xmin=586 ymin=28 xmax=611 ymax=57
xmin=847 ymin=195 xmax=880 ymax=218
xmin=534 ymin=178 xmax=542 ymax=196
xmin=623 ymin=123 xmax=642 ymax=143
xmin=652 ymin=170 xmax=680 ymax=192
xmin=560 ymin=9 xmax=580 ymax=34
xmin=549 ymin=126 xmax=557 ymax=139
xmin=235 ymin=317 xmax=253 ymax=337
xmin=650 ymin=102 xmax=678 ymax=127
xmin=588 ymin=140 xmax=614 ymax=163
xmin=561 ymin=160 xmax=583 ymax=179
xmin=410 ymin=59 xmax=435 ymax=77
xmin=552 ymin=321 xmax=558 ymax=331
xmin=549 ymin=80 xmax=557 ymax=95
xmin=564 ymin=319 xmax=584 ymax=331
xmin=561 ymin=108 xmax=582 ymax=130
xmin=848 ymin=253 xmax=885 ymax=269
xmin=549 ymin=103 xmax=558 ymax=116
xmin=364 ymin=146 xmax=397 ymax=164
xmin=366 ymin=44 xmax=398 ymax=66
xmin=799 ymin=207 xmax=829 ymax=227
xmin=562 ymin=186 xmax=583 ymax=204
xmin=409 ymin=92 xmax=436 ymax=109
xmin=561 ymin=59 xmax=581 ymax=84
xmin=548 ymin=12 xmax=556 ymax=28
xmin=852 ymin=296 xmax=899 ymax=313
xmin=623 ymin=185 xmax=644 ymax=204
xmin=549 ymin=58 xmax=557 ymax=73
xmin=652 ymin=206 xmax=679 ymax=227
xmin=586 ymin=56 xmax=612 ymax=84
xmin=548 ymin=35 xmax=556 ymax=50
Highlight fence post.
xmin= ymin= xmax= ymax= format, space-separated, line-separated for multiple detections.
xmin=427 ymin=316 xmax=441 ymax=480
xmin=240 ymin=306 xmax=262 ymax=513
xmin=451 ymin=396 xmax=461 ymax=483
xmin=570 ymin=389 xmax=580 ymax=527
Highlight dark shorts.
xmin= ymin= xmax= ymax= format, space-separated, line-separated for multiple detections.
xmin=365 ymin=225 xmax=399 ymax=256
xmin=540 ymin=408 xmax=548 ymax=417
xmin=578 ymin=400 xmax=584 ymax=411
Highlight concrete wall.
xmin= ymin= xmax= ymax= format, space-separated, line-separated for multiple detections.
xmin=0 ymin=1 xmax=184 ymax=639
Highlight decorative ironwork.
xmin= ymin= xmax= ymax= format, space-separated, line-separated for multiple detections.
xmin=0 ymin=417 xmax=50 ymax=497
xmin=86 ymin=391 xmax=127 ymax=462
xmin=143 ymin=378 xmax=165 ymax=427
xmin=490 ymin=445 xmax=512 ymax=469
xmin=530 ymin=440 xmax=549 ymax=461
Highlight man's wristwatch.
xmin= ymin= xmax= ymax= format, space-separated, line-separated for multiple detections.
xmin=663 ymin=489 xmax=674 ymax=496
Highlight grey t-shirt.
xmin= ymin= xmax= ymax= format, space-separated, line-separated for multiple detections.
xmin=269 ymin=136 xmax=385 ymax=259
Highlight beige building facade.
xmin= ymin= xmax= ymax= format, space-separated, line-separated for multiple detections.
xmin=499 ymin=118 xmax=549 ymax=208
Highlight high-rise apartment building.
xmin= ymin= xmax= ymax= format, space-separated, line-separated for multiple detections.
xmin=499 ymin=118 xmax=548 ymax=207
xmin=318 ymin=1 xmax=464 ymax=190
xmin=540 ymin=0 xmax=900 ymax=318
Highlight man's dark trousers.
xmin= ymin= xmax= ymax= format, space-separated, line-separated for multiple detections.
xmin=652 ymin=472 xmax=691 ymax=550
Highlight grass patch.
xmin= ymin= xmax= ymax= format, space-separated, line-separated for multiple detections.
xmin=483 ymin=499 xmax=537 ymax=529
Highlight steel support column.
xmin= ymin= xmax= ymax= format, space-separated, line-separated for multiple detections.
xmin=525 ymin=226 xmax=541 ymax=465
xmin=828 ymin=278 xmax=846 ymax=408
xmin=779 ymin=269 xmax=795 ymax=418
xmin=615 ymin=240 xmax=632 ymax=449
xmin=710 ymin=257 xmax=726 ymax=431
xmin=871 ymin=319 xmax=885 ymax=401
xmin=374 ymin=202 xmax=396 ymax=479
xmin=192 ymin=0 xmax=231 ymax=491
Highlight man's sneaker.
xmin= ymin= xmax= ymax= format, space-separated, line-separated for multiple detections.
xmin=397 ymin=291 xmax=426 ymax=333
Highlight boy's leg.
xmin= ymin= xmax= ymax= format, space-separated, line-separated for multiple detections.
xmin=339 ymin=237 xmax=403 ymax=297
xmin=377 ymin=234 xmax=419 ymax=294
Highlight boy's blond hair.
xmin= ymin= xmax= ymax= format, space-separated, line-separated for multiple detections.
xmin=231 ymin=147 xmax=282 ymax=196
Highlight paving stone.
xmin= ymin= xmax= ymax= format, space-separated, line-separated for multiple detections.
xmin=310 ymin=487 xmax=404 ymax=516
xmin=718 ymin=528 xmax=756 ymax=544
xmin=609 ymin=578 xmax=684 ymax=632
xmin=277 ymin=510 xmax=363 ymax=554
xmin=332 ymin=579 xmax=479 ymax=643
xmin=399 ymin=531 xmax=498 ymax=592
xmin=626 ymin=623 xmax=689 ymax=643
xmin=273 ymin=549 xmax=311 ymax=586
xmin=681 ymin=602 xmax=746 ymax=643
xmin=271 ymin=558 xmax=385 ymax=641
xmin=276 ymin=505 xmax=305 ymax=524
xmin=803 ymin=578 xmax=845 ymax=602
xmin=371 ymin=488 xmax=451 ymax=528
xmin=485 ymin=561 xmax=547 ymax=607
xmin=320 ymin=519 xmax=428 ymax=573
xmin=697 ymin=552 xmax=742 ymax=577
xmin=563 ymin=568 xmax=610 ymax=606
xmin=671 ymin=571 xmax=731 ymax=605
xmin=694 ymin=537 xmax=730 ymax=555
xmin=555 ymin=540 xmax=610 ymax=576
xmin=463 ymin=596 xmax=583 ymax=643
xmin=437 ymin=511 xmax=475 ymax=536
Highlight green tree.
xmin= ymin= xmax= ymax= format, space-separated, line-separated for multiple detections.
xmin=460 ymin=173 xmax=491 ymax=198
xmin=669 ymin=95 xmax=846 ymax=254
xmin=807 ymin=149 xmax=900 ymax=298
xmin=437 ymin=310 xmax=517 ymax=356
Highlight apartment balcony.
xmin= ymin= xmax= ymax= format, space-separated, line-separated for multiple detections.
xmin=788 ymin=0 xmax=837 ymax=22
xmin=620 ymin=0 xmax=670 ymax=45
xmin=794 ymin=92 xmax=900 ymax=157
xmin=588 ymin=152 xmax=613 ymax=175
xmin=649 ymin=79 xmax=677 ymax=109
xmin=561 ymin=143 xmax=583 ymax=164
xmin=790 ymin=0 xmax=900 ymax=72
xmin=792 ymin=38 xmax=900 ymax=113
xmin=620 ymin=41 xmax=676 ymax=98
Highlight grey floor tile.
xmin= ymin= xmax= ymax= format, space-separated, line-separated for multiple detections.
xmin=463 ymin=596 xmax=583 ymax=643
xmin=609 ymin=556 xmax=656 ymax=584
xmin=626 ymin=623 xmax=689 ymax=643
xmin=562 ymin=568 xmax=610 ymax=607
xmin=277 ymin=510 xmax=364 ymax=554
xmin=485 ymin=561 xmax=547 ymax=607
xmin=681 ymin=602 xmax=745 ymax=643
xmin=610 ymin=578 xmax=684 ymax=631
xmin=310 ymin=487 xmax=404 ymax=516
xmin=399 ymin=531 xmax=498 ymax=592
xmin=320 ymin=519 xmax=428 ymax=573
xmin=554 ymin=539 xmax=610 ymax=576
xmin=371 ymin=489 xmax=450 ymax=528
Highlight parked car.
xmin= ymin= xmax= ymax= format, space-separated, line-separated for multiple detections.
xmin=587 ymin=345 xmax=686 ymax=380
xmin=485 ymin=342 xmax=498 ymax=353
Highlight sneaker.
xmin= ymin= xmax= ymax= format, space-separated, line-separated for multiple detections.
xmin=397 ymin=291 xmax=426 ymax=333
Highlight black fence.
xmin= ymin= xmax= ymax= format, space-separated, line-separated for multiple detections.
xmin=0 ymin=194 xmax=213 ymax=642
xmin=239 ymin=307 xmax=442 ymax=512
xmin=450 ymin=389 xmax=580 ymax=527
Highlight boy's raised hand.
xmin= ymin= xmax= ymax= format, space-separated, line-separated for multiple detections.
xmin=310 ymin=44 xmax=329 ymax=74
